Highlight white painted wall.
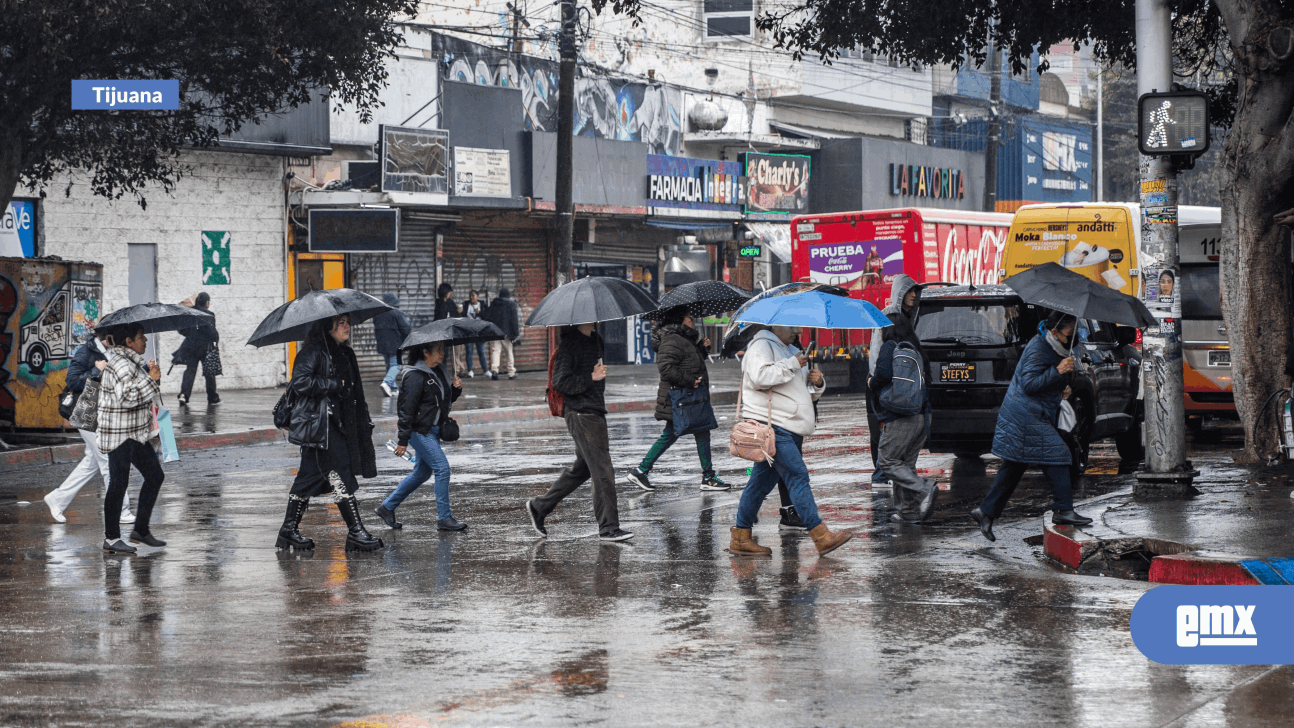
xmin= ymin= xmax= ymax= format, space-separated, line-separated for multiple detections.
xmin=41 ymin=149 xmax=288 ymax=394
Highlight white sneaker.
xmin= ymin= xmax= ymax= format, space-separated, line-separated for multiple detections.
xmin=467 ymin=370 xmax=474 ymax=378
xmin=43 ymin=492 xmax=66 ymax=523
xmin=380 ymin=382 xmax=394 ymax=397
xmin=120 ymin=510 xmax=136 ymax=524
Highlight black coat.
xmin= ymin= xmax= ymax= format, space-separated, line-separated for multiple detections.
xmin=434 ymin=296 xmax=460 ymax=321
xmin=172 ymin=307 xmax=218 ymax=365
xmin=67 ymin=339 xmax=106 ymax=394
xmin=288 ymin=339 xmax=377 ymax=478
xmin=484 ymin=296 xmax=521 ymax=340
xmin=372 ymin=308 xmax=411 ymax=357
xmin=396 ymin=363 xmax=462 ymax=446
xmin=653 ymin=324 xmax=709 ymax=421
xmin=552 ymin=328 xmax=605 ymax=415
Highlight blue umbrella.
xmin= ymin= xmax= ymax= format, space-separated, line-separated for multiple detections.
xmin=733 ymin=290 xmax=889 ymax=329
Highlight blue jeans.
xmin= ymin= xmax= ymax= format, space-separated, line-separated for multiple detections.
xmin=381 ymin=354 xmax=401 ymax=391
xmin=383 ymin=428 xmax=452 ymax=519
xmin=735 ymin=426 xmax=822 ymax=531
xmin=464 ymin=341 xmax=488 ymax=373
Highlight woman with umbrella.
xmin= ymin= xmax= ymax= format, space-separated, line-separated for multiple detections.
xmin=374 ymin=340 xmax=466 ymax=532
xmin=275 ymin=314 xmax=384 ymax=552
xmin=625 ymin=304 xmax=727 ymax=492
xmin=969 ymin=311 xmax=1093 ymax=542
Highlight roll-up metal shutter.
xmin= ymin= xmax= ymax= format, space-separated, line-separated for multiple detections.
xmin=440 ymin=214 xmax=552 ymax=372
xmin=348 ymin=216 xmax=443 ymax=382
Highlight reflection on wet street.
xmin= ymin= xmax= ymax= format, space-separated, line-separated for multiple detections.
xmin=1 ymin=398 xmax=1289 ymax=726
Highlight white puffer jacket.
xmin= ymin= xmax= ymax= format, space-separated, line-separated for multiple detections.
xmin=739 ymin=330 xmax=826 ymax=437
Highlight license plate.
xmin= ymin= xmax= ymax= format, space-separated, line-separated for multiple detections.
xmin=1207 ymin=350 xmax=1230 ymax=367
xmin=940 ymin=362 xmax=976 ymax=382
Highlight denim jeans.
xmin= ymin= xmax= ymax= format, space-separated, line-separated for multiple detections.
xmin=464 ymin=341 xmax=489 ymax=373
xmin=637 ymin=420 xmax=714 ymax=477
xmin=381 ymin=354 xmax=401 ymax=391
xmin=979 ymin=460 xmax=1073 ymax=519
xmin=734 ymin=426 xmax=822 ymax=531
xmin=383 ymin=427 xmax=452 ymax=519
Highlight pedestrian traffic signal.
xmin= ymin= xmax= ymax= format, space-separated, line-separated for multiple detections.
xmin=1138 ymin=91 xmax=1210 ymax=156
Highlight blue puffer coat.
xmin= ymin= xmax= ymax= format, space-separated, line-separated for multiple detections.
xmin=991 ymin=333 xmax=1074 ymax=465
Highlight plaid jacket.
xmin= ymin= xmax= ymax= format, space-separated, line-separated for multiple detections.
xmin=97 ymin=346 xmax=161 ymax=453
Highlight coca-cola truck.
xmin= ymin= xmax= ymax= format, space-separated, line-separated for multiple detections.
xmin=790 ymin=207 xmax=1014 ymax=363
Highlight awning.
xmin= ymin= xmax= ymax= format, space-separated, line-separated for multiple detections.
xmin=744 ymin=221 xmax=791 ymax=262
xmin=768 ymin=121 xmax=851 ymax=140
xmin=644 ymin=218 xmax=735 ymax=231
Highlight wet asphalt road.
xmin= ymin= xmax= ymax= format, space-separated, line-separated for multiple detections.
xmin=2 ymin=397 xmax=1291 ymax=727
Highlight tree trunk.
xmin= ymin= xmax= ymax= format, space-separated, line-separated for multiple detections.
xmin=1217 ymin=0 xmax=1294 ymax=461
xmin=0 ymin=125 xmax=24 ymax=215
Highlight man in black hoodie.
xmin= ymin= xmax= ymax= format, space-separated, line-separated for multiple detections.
xmin=525 ymin=324 xmax=632 ymax=541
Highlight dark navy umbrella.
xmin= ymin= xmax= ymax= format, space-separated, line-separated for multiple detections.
xmin=1005 ymin=263 xmax=1155 ymax=328
xmin=247 ymin=288 xmax=392 ymax=347
xmin=525 ymin=276 xmax=657 ymax=327
xmin=97 ymin=303 xmax=214 ymax=334
xmin=400 ymin=318 xmax=505 ymax=349
xmin=643 ymin=280 xmax=753 ymax=321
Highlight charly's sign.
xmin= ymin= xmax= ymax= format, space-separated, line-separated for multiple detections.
xmin=743 ymin=153 xmax=811 ymax=216
xmin=889 ymin=163 xmax=966 ymax=200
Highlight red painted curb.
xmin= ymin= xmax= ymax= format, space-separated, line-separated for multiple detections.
xmin=1148 ymin=553 xmax=1262 ymax=585
xmin=0 ymin=447 xmax=55 ymax=468
xmin=1043 ymin=521 xmax=1098 ymax=570
xmin=49 ymin=444 xmax=87 ymax=464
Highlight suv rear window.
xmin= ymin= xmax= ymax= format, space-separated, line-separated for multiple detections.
xmin=1181 ymin=264 xmax=1222 ymax=319
xmin=916 ymin=301 xmax=1033 ymax=346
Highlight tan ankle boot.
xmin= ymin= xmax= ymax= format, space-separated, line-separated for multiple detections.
xmin=808 ymin=523 xmax=852 ymax=556
xmin=729 ymin=527 xmax=772 ymax=556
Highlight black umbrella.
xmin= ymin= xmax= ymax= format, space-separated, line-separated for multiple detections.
xmin=525 ymin=276 xmax=657 ymax=327
xmin=247 ymin=288 xmax=392 ymax=347
xmin=400 ymin=318 xmax=505 ymax=350
xmin=1004 ymin=263 xmax=1156 ymax=328
xmin=720 ymin=282 xmax=850 ymax=356
xmin=96 ymin=303 xmax=214 ymax=334
xmin=643 ymin=280 xmax=753 ymax=321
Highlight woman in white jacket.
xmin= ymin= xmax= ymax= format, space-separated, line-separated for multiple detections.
xmin=729 ymin=325 xmax=853 ymax=557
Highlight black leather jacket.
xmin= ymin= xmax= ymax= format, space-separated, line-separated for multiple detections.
xmin=287 ymin=344 xmax=342 ymax=449
xmin=553 ymin=328 xmax=606 ymax=415
xmin=396 ymin=364 xmax=462 ymax=446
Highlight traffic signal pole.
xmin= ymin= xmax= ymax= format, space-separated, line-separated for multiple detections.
xmin=1135 ymin=0 xmax=1197 ymax=495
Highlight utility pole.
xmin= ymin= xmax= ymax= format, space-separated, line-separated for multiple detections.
xmin=1135 ymin=0 xmax=1197 ymax=495
xmin=983 ymin=28 xmax=1003 ymax=213
xmin=1096 ymin=67 xmax=1104 ymax=201
xmin=553 ymin=0 xmax=577 ymax=288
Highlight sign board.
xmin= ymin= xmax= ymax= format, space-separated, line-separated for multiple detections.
xmin=890 ymin=164 xmax=965 ymax=200
xmin=308 ymin=209 xmax=400 ymax=253
xmin=743 ymin=153 xmax=811 ymax=217
xmin=201 ymin=231 xmax=231 ymax=285
xmin=454 ymin=147 xmax=512 ymax=197
xmin=1138 ymin=91 xmax=1210 ymax=156
xmin=379 ymin=125 xmax=449 ymax=198
xmin=645 ymin=154 xmax=744 ymax=218
xmin=739 ymin=245 xmax=762 ymax=258
xmin=0 ymin=200 xmax=36 ymax=257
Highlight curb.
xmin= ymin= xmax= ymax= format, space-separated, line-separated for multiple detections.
xmin=0 ymin=390 xmax=738 ymax=471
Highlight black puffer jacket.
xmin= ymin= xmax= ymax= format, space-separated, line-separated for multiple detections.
xmin=552 ymin=327 xmax=606 ymax=415
xmin=172 ymin=307 xmax=218 ymax=366
xmin=396 ymin=363 xmax=462 ymax=446
xmin=653 ymin=324 xmax=709 ymax=421
xmin=288 ymin=339 xmax=377 ymax=478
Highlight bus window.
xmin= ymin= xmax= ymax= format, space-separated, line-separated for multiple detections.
xmin=1180 ymin=264 xmax=1222 ymax=319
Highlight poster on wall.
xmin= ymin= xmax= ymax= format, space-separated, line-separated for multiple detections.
xmin=453 ymin=147 xmax=512 ymax=198
xmin=380 ymin=125 xmax=449 ymax=198
xmin=202 ymin=231 xmax=231 ymax=285
xmin=1 ymin=200 xmax=36 ymax=257
xmin=743 ymin=153 xmax=811 ymax=217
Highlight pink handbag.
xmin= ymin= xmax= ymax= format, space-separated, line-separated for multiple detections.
xmin=728 ymin=385 xmax=777 ymax=464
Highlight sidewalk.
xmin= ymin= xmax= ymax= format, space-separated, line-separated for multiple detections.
xmin=1039 ymin=447 xmax=1294 ymax=584
xmin=0 ymin=361 xmax=744 ymax=469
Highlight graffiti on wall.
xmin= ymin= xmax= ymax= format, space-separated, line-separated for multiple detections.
xmin=433 ymin=32 xmax=682 ymax=155
xmin=0 ymin=259 xmax=103 ymax=427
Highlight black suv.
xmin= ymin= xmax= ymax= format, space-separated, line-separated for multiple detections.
xmin=915 ymin=284 xmax=1144 ymax=465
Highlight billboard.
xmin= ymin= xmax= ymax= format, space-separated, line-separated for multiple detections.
xmin=744 ymin=153 xmax=811 ymax=217
xmin=379 ymin=125 xmax=449 ymax=199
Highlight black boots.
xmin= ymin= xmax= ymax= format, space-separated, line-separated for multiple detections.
xmin=970 ymin=507 xmax=995 ymax=542
xmin=276 ymin=496 xmax=315 ymax=550
xmin=337 ymin=495 xmax=385 ymax=552
xmin=1052 ymin=510 xmax=1094 ymax=526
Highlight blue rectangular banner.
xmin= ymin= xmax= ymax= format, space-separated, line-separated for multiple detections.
xmin=71 ymin=80 xmax=180 ymax=110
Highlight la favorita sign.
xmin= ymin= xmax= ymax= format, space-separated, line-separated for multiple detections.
xmin=890 ymin=163 xmax=965 ymax=200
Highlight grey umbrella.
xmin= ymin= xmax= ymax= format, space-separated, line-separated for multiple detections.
xmin=96 ymin=303 xmax=214 ymax=334
xmin=525 ymin=276 xmax=657 ymax=327
xmin=247 ymin=288 xmax=392 ymax=347
xmin=1005 ymin=263 xmax=1156 ymax=328
xmin=643 ymin=280 xmax=753 ymax=321
xmin=400 ymin=318 xmax=505 ymax=350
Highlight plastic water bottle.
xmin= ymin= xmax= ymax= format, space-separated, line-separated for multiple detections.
xmin=386 ymin=439 xmax=414 ymax=462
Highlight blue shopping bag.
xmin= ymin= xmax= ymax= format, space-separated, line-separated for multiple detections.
xmin=670 ymin=387 xmax=718 ymax=436
xmin=157 ymin=407 xmax=180 ymax=463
